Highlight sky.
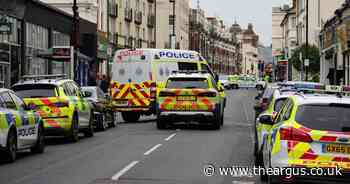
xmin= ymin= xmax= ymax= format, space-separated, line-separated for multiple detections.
xmin=191 ymin=0 xmax=291 ymax=46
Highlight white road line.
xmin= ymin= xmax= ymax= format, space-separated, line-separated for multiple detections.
xmin=164 ymin=133 xmax=177 ymax=141
xmin=143 ymin=144 xmax=162 ymax=155
xmin=111 ymin=161 xmax=139 ymax=181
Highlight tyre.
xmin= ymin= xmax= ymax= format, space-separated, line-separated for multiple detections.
xmin=256 ymin=85 xmax=263 ymax=91
xmin=107 ymin=111 xmax=117 ymax=128
xmin=84 ymin=112 xmax=94 ymax=138
xmin=5 ymin=128 xmax=17 ymax=163
xmin=211 ymin=112 xmax=221 ymax=130
xmin=68 ymin=115 xmax=79 ymax=143
xmin=31 ymin=123 xmax=45 ymax=154
xmin=121 ymin=112 xmax=141 ymax=123
xmin=156 ymin=116 xmax=167 ymax=130
xmin=96 ymin=113 xmax=107 ymax=131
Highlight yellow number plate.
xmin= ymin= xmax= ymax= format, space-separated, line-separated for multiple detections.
xmin=177 ymin=96 xmax=196 ymax=101
xmin=174 ymin=104 xmax=193 ymax=111
xmin=323 ymin=144 xmax=350 ymax=154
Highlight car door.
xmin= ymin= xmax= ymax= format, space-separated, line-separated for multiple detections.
xmin=9 ymin=92 xmax=38 ymax=147
xmin=69 ymin=82 xmax=91 ymax=127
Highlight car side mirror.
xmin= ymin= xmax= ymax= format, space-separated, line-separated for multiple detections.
xmin=258 ymin=115 xmax=274 ymax=125
xmin=83 ymin=91 xmax=93 ymax=98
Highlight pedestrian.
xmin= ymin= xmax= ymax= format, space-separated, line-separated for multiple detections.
xmin=100 ymin=75 xmax=109 ymax=93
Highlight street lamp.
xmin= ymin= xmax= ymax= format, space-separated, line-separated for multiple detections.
xmin=169 ymin=0 xmax=176 ymax=49
xmin=72 ymin=0 xmax=80 ymax=82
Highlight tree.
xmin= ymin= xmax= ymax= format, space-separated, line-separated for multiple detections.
xmin=290 ymin=44 xmax=320 ymax=75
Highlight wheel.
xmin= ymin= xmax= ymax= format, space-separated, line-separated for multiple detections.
xmin=5 ymin=128 xmax=17 ymax=162
xmin=84 ymin=112 xmax=94 ymax=138
xmin=68 ymin=115 xmax=79 ymax=143
xmin=96 ymin=113 xmax=107 ymax=131
xmin=211 ymin=112 xmax=221 ymax=130
xmin=107 ymin=111 xmax=117 ymax=128
xmin=121 ymin=112 xmax=141 ymax=123
xmin=31 ymin=123 xmax=45 ymax=154
xmin=156 ymin=116 xmax=167 ymax=130
xmin=220 ymin=114 xmax=224 ymax=126
xmin=256 ymin=85 xmax=263 ymax=91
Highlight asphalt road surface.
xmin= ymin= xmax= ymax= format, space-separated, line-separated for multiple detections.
xmin=0 ymin=89 xmax=259 ymax=184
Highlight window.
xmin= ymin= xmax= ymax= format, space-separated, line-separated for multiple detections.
xmin=274 ymin=98 xmax=287 ymax=112
xmin=283 ymin=101 xmax=294 ymax=121
xmin=1 ymin=92 xmax=17 ymax=110
xmin=9 ymin=92 xmax=25 ymax=110
xmin=12 ymin=84 xmax=57 ymax=98
xmin=166 ymin=78 xmax=209 ymax=89
xmin=62 ymin=83 xmax=74 ymax=96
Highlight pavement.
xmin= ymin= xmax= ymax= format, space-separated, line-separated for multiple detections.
xmin=0 ymin=89 xmax=260 ymax=184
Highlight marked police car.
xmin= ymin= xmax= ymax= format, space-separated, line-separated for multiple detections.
xmin=0 ymin=89 xmax=44 ymax=162
xmin=156 ymin=71 xmax=225 ymax=130
xmin=260 ymin=90 xmax=350 ymax=183
xmin=12 ymin=75 xmax=94 ymax=142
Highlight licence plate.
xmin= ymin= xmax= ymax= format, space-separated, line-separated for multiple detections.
xmin=114 ymin=100 xmax=128 ymax=106
xmin=177 ymin=96 xmax=196 ymax=101
xmin=323 ymin=144 xmax=350 ymax=154
xmin=174 ymin=104 xmax=193 ymax=111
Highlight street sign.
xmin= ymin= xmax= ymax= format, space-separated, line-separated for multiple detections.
xmin=305 ymin=59 xmax=310 ymax=67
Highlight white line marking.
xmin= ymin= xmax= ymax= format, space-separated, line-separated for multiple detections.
xmin=144 ymin=144 xmax=162 ymax=155
xmin=165 ymin=133 xmax=176 ymax=141
xmin=111 ymin=161 xmax=139 ymax=181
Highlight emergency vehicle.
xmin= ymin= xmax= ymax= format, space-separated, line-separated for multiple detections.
xmin=156 ymin=71 xmax=225 ymax=130
xmin=0 ymin=89 xmax=44 ymax=162
xmin=259 ymin=85 xmax=350 ymax=183
xmin=12 ymin=75 xmax=94 ymax=142
xmin=110 ymin=49 xmax=215 ymax=122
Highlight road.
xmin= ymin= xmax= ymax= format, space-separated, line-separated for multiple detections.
xmin=0 ymin=90 xmax=259 ymax=184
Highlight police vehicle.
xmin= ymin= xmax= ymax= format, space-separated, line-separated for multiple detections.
xmin=259 ymin=87 xmax=350 ymax=183
xmin=0 ymin=89 xmax=45 ymax=162
xmin=110 ymin=49 xmax=215 ymax=123
xmin=156 ymin=71 xmax=225 ymax=130
xmin=12 ymin=75 xmax=94 ymax=142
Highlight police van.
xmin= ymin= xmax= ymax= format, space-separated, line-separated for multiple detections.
xmin=110 ymin=49 xmax=215 ymax=122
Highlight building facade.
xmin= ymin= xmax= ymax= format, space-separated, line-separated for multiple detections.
xmin=239 ymin=24 xmax=259 ymax=76
xmin=272 ymin=6 xmax=288 ymax=57
xmin=156 ymin=0 xmax=190 ymax=50
xmin=0 ymin=0 xmax=97 ymax=87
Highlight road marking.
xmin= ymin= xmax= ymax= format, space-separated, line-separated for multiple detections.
xmin=144 ymin=144 xmax=162 ymax=155
xmin=165 ymin=133 xmax=176 ymax=141
xmin=111 ymin=161 xmax=139 ymax=181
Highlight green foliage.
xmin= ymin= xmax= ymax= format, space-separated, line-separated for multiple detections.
xmin=290 ymin=44 xmax=320 ymax=74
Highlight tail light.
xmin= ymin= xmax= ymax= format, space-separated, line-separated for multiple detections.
xmin=280 ymin=127 xmax=313 ymax=143
xmin=198 ymin=92 xmax=217 ymax=97
xmin=159 ymin=91 xmax=176 ymax=97
xmin=150 ymin=82 xmax=157 ymax=98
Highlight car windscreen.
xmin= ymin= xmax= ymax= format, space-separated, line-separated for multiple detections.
xmin=166 ymin=78 xmax=208 ymax=89
xmin=295 ymin=104 xmax=350 ymax=132
xmin=274 ymin=98 xmax=287 ymax=112
xmin=12 ymin=84 xmax=57 ymax=98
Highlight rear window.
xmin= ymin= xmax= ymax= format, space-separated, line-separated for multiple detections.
xmin=12 ymin=84 xmax=57 ymax=98
xmin=295 ymin=104 xmax=350 ymax=132
xmin=166 ymin=78 xmax=208 ymax=89
xmin=178 ymin=62 xmax=198 ymax=71
xmin=274 ymin=98 xmax=287 ymax=112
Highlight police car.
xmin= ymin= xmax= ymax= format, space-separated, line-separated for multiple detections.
xmin=12 ymin=75 xmax=94 ymax=142
xmin=156 ymin=71 xmax=225 ymax=130
xmin=259 ymin=89 xmax=350 ymax=183
xmin=0 ymin=89 xmax=44 ymax=162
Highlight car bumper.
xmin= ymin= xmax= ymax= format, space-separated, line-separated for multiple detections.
xmin=42 ymin=117 xmax=71 ymax=136
xmin=159 ymin=111 xmax=215 ymax=123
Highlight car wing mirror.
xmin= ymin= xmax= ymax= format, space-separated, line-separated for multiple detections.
xmin=258 ymin=115 xmax=274 ymax=125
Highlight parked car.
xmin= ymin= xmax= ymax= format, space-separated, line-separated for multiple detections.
xmin=82 ymin=86 xmax=116 ymax=131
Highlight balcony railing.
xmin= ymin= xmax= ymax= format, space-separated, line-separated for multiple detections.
xmin=125 ymin=8 xmax=133 ymax=22
xmin=134 ymin=11 xmax=142 ymax=24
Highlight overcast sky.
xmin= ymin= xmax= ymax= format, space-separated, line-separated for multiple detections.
xmin=191 ymin=0 xmax=291 ymax=46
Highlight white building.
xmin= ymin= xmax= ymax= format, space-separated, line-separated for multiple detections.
xmin=156 ymin=0 xmax=190 ymax=50
xmin=272 ymin=6 xmax=289 ymax=56
xmin=239 ymin=24 xmax=259 ymax=76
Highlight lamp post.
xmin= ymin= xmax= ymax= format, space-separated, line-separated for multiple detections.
xmin=169 ymin=0 xmax=176 ymax=49
xmin=72 ymin=0 xmax=80 ymax=82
